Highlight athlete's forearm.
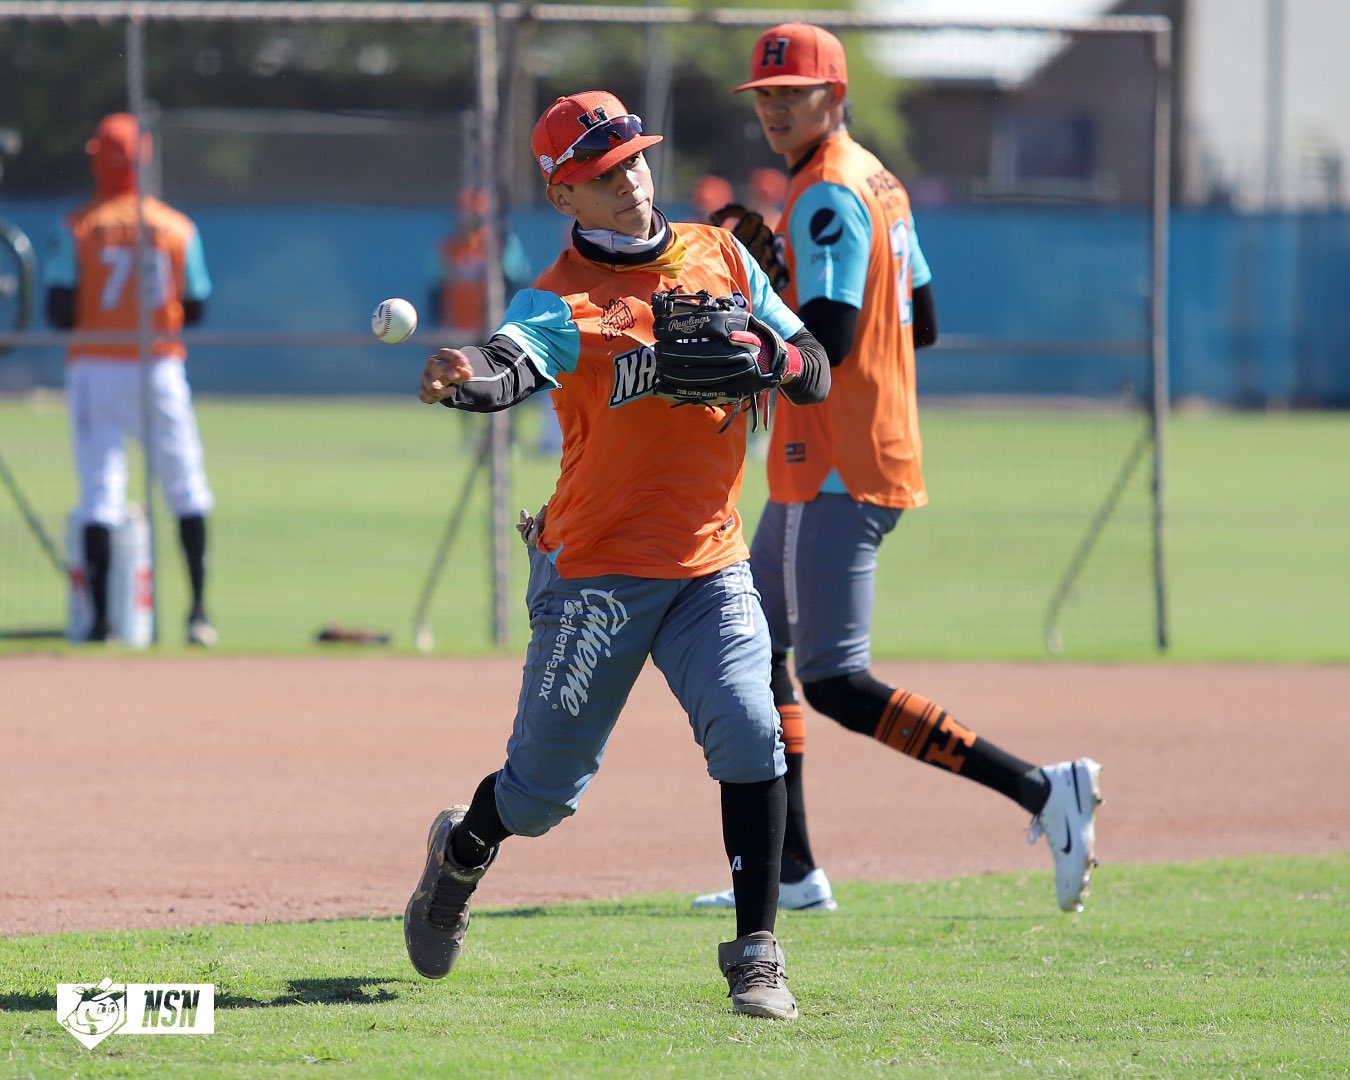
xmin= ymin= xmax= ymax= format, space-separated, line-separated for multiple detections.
xmin=779 ymin=328 xmax=830 ymax=406
xmin=440 ymin=334 xmax=548 ymax=412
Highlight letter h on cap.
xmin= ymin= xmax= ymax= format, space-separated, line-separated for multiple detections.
xmin=578 ymin=105 xmax=610 ymax=131
xmin=760 ymin=37 xmax=790 ymax=68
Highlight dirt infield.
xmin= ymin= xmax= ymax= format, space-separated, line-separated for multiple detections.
xmin=3 ymin=655 xmax=1347 ymax=936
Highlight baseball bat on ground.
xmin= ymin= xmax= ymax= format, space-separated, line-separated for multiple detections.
xmin=412 ymin=430 xmax=493 ymax=654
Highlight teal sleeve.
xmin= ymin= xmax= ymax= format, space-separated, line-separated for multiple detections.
xmin=910 ymin=214 xmax=932 ymax=289
xmin=731 ymin=236 xmax=804 ymax=340
xmin=502 ymin=233 xmax=533 ymax=291
xmin=43 ymin=226 xmax=76 ymax=288
xmin=493 ymin=289 xmax=581 ymax=386
xmin=183 ymin=225 xmax=212 ymax=301
xmin=787 ymin=181 xmax=871 ymax=308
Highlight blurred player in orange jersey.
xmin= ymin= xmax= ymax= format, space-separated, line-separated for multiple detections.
xmin=692 ymin=24 xmax=1102 ymax=916
xmin=747 ymin=167 xmax=789 ymax=230
xmin=44 ymin=113 xmax=217 ymax=646
xmin=431 ymin=187 xmax=533 ymax=337
xmin=690 ymin=173 xmax=735 ymax=219
xmin=428 ymin=187 xmax=554 ymax=451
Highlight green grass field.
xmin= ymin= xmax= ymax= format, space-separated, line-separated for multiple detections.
xmin=2 ymin=396 xmax=1347 ymax=660
xmin=4 ymin=401 xmax=1347 ymax=1075
xmin=2 ymin=855 xmax=1346 ymax=1077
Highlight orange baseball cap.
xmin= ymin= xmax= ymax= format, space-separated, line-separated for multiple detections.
xmin=531 ymin=91 xmax=663 ymax=186
xmin=733 ymin=23 xmax=848 ymax=93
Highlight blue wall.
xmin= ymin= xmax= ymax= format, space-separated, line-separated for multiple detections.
xmin=2 ymin=199 xmax=1346 ymax=405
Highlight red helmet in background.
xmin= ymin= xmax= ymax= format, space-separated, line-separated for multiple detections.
xmin=691 ymin=174 xmax=734 ymax=216
xmin=86 ymin=113 xmax=150 ymax=197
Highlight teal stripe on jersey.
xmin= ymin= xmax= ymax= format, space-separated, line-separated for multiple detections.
xmin=730 ymin=236 xmax=804 ymax=339
xmin=493 ymin=288 xmax=582 ymax=386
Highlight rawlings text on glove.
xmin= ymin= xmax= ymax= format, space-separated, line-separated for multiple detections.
xmin=650 ymin=289 xmax=802 ymax=432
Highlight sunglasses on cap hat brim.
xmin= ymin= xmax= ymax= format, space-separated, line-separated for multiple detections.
xmin=547 ymin=114 xmax=646 ymax=180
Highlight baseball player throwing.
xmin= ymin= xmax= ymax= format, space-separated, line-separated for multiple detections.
xmin=403 ymin=90 xmax=831 ymax=1020
xmin=44 ymin=113 xmax=217 ymax=646
xmin=693 ymin=24 xmax=1102 ymax=916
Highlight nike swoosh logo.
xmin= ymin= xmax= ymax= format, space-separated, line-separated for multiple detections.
xmin=1062 ymin=765 xmax=1084 ymax=853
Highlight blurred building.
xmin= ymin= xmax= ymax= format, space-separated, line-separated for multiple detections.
xmin=868 ymin=0 xmax=1345 ymax=210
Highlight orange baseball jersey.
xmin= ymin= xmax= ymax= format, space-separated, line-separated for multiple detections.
xmin=48 ymin=193 xmax=210 ymax=362
xmin=494 ymin=222 xmax=803 ymax=580
xmin=439 ymin=225 xmax=489 ymax=334
xmin=770 ymin=130 xmax=927 ymax=509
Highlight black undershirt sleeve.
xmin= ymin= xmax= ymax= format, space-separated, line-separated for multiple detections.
xmin=912 ymin=284 xmax=938 ymax=349
xmin=778 ymin=327 xmax=831 ymax=406
xmin=798 ymin=297 xmax=858 ymax=367
xmin=440 ymin=334 xmax=549 ymax=412
xmin=798 ymin=283 xmax=938 ymax=363
xmin=46 ymin=288 xmax=207 ymax=331
xmin=46 ymin=287 xmax=76 ymax=329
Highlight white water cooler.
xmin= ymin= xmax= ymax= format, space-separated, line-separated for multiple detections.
xmin=66 ymin=504 xmax=154 ymax=647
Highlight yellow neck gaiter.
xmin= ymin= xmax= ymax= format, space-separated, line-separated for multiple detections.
xmin=620 ymin=227 xmax=687 ymax=278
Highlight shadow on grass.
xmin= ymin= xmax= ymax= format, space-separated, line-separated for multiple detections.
xmin=0 ymin=991 xmax=56 ymax=1012
xmin=478 ymin=906 xmax=549 ymax=919
xmin=475 ymin=902 xmax=711 ymax=920
xmin=219 ymin=977 xmax=400 ymax=1008
xmin=0 ymin=979 xmax=402 ymax=1014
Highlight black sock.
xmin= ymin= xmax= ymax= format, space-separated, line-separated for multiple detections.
xmin=781 ymin=752 xmax=816 ymax=882
xmin=83 ymin=524 xmax=112 ymax=627
xmin=450 ymin=772 xmax=511 ymax=868
xmin=771 ymin=654 xmax=816 ymax=881
xmin=720 ymin=777 xmax=786 ymax=938
xmin=959 ymin=741 xmax=1049 ymax=813
xmin=1014 ymin=762 xmax=1052 ymax=815
xmin=178 ymin=515 xmax=207 ymax=617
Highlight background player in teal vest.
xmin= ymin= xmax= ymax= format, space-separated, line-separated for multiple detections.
xmin=693 ymin=24 xmax=1103 ymax=915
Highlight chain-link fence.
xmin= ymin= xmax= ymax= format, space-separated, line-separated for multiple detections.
xmin=0 ymin=3 xmax=1171 ymax=657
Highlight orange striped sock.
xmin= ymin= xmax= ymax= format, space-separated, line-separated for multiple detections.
xmin=872 ymin=689 xmax=977 ymax=774
xmin=778 ymin=703 xmax=806 ymax=755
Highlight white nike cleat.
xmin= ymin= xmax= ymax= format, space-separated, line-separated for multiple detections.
xmin=1028 ymin=757 xmax=1103 ymax=912
xmin=692 ymin=867 xmax=838 ymax=912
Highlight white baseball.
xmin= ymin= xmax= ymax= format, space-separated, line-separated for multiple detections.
xmin=372 ymin=297 xmax=418 ymax=344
